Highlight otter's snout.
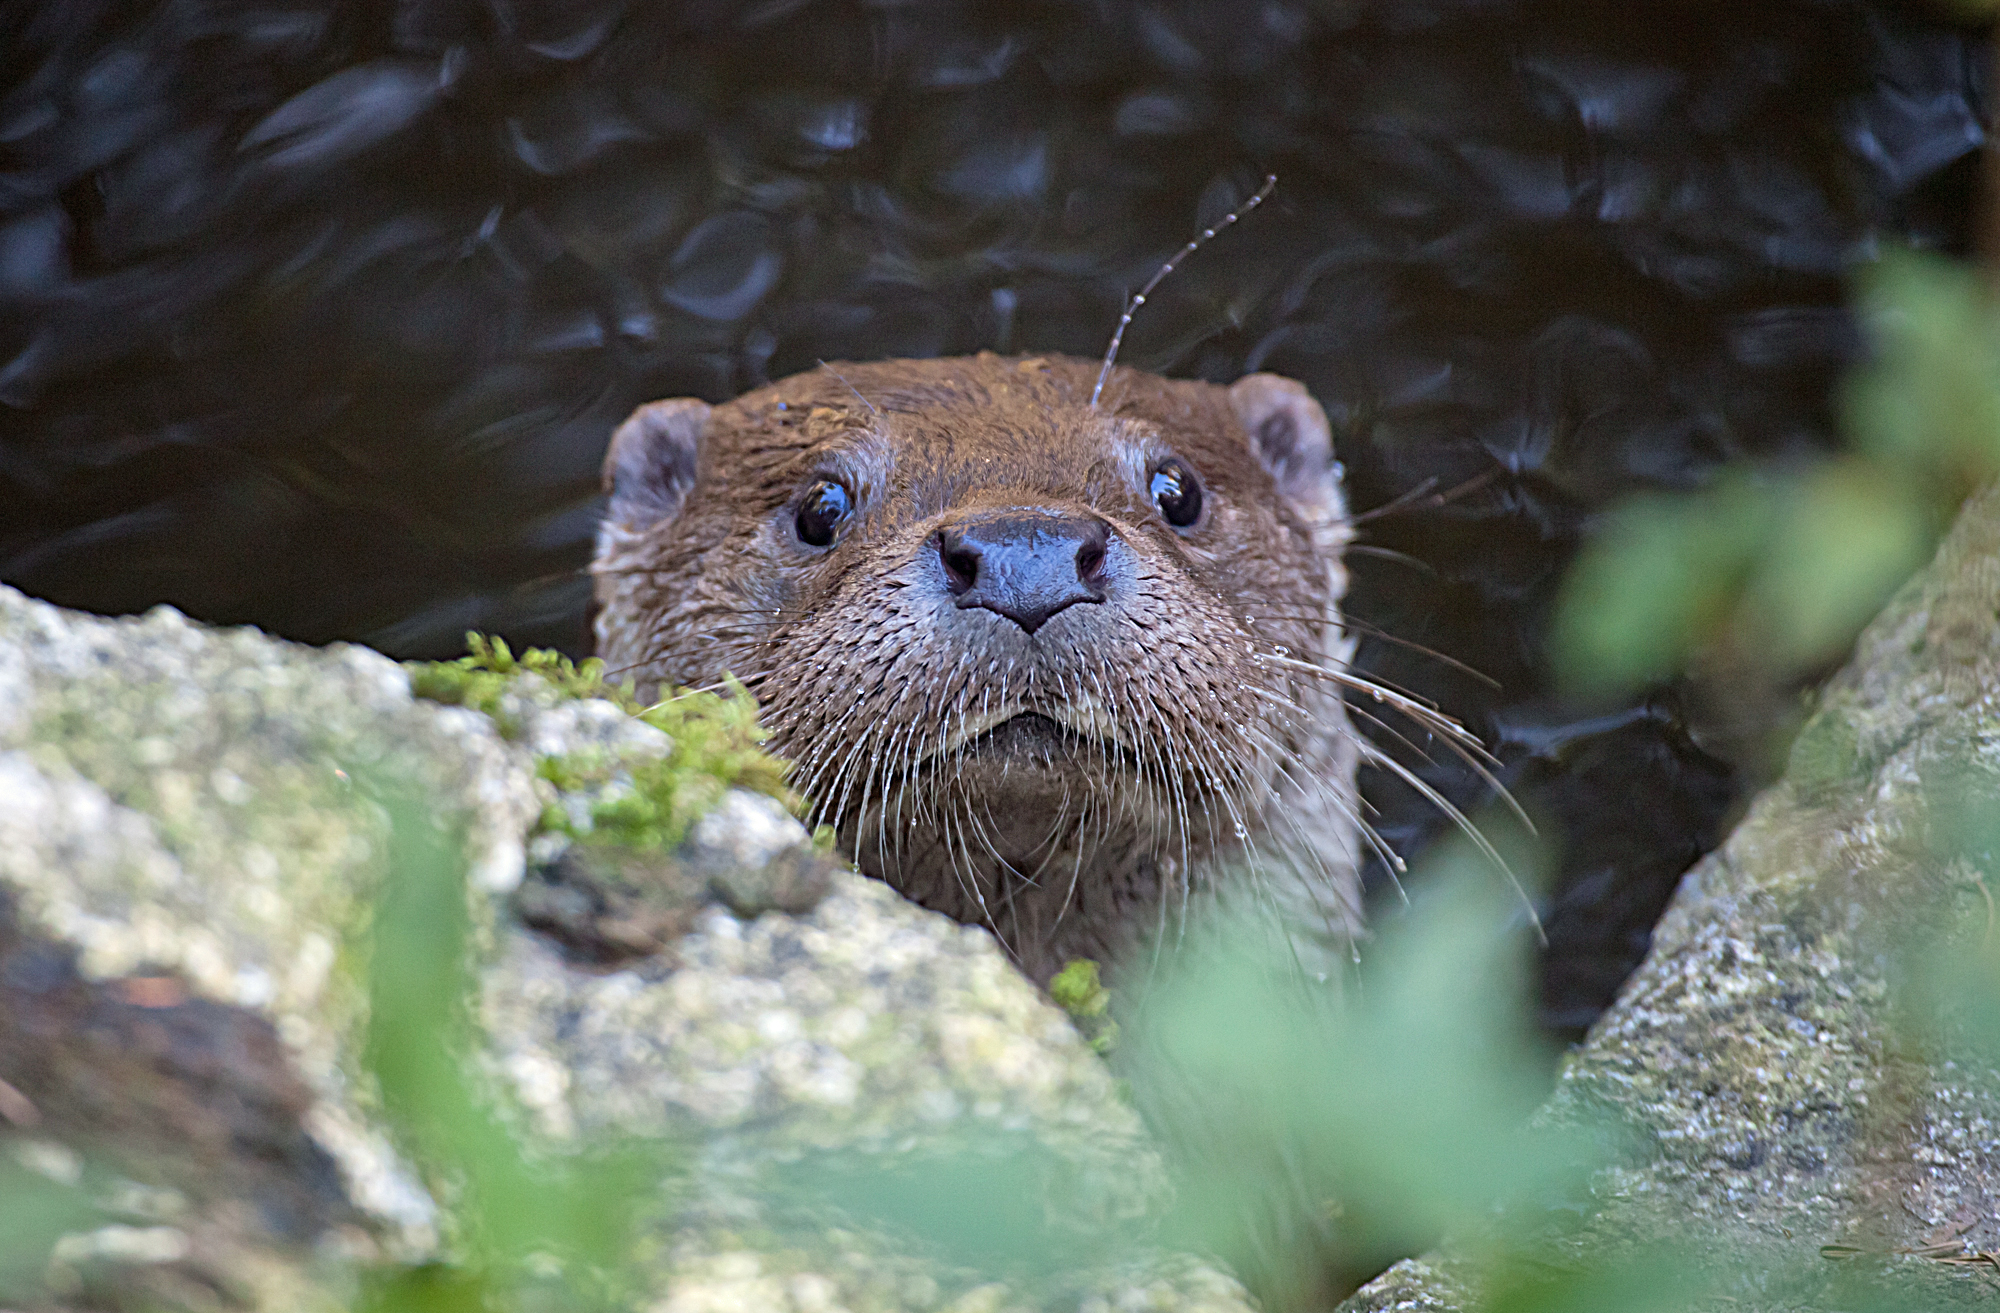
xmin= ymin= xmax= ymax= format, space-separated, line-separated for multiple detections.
xmin=935 ymin=510 xmax=1110 ymax=634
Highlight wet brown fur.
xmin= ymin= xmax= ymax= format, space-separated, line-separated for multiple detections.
xmin=593 ymin=352 xmax=1362 ymax=983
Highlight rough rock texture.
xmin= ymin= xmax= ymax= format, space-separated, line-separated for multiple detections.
xmin=0 ymin=583 xmax=1250 ymax=1313
xmin=1341 ymin=485 xmax=2000 ymax=1309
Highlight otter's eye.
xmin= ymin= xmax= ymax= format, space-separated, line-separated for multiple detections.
xmin=1149 ymin=460 xmax=1203 ymax=528
xmin=795 ymin=480 xmax=853 ymax=547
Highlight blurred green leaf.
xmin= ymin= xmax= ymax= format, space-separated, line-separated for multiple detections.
xmin=1747 ymin=461 xmax=1932 ymax=673
xmin=1479 ymin=1247 xmax=1711 ymax=1313
xmin=1847 ymin=249 xmax=2000 ymax=492
xmin=1899 ymin=754 xmax=2000 ymax=1069
xmin=361 ymin=796 xmax=679 ymax=1309
xmin=1133 ymin=843 xmax=1585 ymax=1269
xmin=767 ymin=1139 xmax=1111 ymax=1276
xmin=355 ymin=1263 xmax=500 ymax=1313
xmin=1552 ymin=476 xmax=1772 ymax=696
xmin=0 ymin=1158 xmax=104 ymax=1299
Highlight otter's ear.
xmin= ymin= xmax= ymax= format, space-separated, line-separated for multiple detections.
xmin=1229 ymin=373 xmax=1338 ymax=516
xmin=603 ymin=398 xmax=710 ymax=532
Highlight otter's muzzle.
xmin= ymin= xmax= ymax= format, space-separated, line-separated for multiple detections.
xmin=935 ymin=510 xmax=1111 ymax=634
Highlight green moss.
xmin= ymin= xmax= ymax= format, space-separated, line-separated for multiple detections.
xmin=537 ymin=753 xmax=716 ymax=852
xmin=408 ymin=634 xmax=634 ymax=737
xmin=1051 ymin=958 xmax=1118 ymax=1054
xmin=412 ymin=633 xmax=796 ymax=852
xmin=627 ymin=676 xmax=793 ymax=803
xmin=549 ymin=677 xmax=796 ymax=852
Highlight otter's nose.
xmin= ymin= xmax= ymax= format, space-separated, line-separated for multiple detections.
xmin=935 ymin=511 xmax=1110 ymax=634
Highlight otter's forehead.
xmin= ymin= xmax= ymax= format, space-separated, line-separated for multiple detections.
xmin=712 ymin=352 xmax=1261 ymax=513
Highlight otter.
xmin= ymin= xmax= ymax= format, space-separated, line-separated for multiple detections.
xmin=591 ymin=350 xmax=1379 ymax=983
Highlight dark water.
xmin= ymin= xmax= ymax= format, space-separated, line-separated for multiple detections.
xmin=1 ymin=0 xmax=1985 ymax=1035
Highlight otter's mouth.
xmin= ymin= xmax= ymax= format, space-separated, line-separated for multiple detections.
xmin=967 ymin=712 xmax=1078 ymax=756
xmin=942 ymin=707 xmax=1131 ymax=765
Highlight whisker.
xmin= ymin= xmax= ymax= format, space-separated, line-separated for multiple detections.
xmin=818 ymin=359 xmax=879 ymax=416
xmin=1258 ymin=652 xmax=1486 ymax=752
xmin=1236 ymin=607 xmax=1501 ymax=690
xmin=1344 ymin=544 xmax=1439 ymax=575
xmin=1349 ymin=467 xmax=1502 ymax=526
xmin=1349 ymin=476 xmax=1438 ymax=526
xmin=1091 ymin=174 xmax=1278 ymax=409
xmin=1359 ymin=741 xmax=1545 ymax=944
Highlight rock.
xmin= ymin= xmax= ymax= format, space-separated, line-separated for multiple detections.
xmin=1340 ymin=485 xmax=2000 ymax=1308
xmin=0 ymin=584 xmax=1251 ymax=1312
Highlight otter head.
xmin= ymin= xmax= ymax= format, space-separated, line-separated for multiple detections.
xmin=592 ymin=353 xmax=1360 ymax=981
